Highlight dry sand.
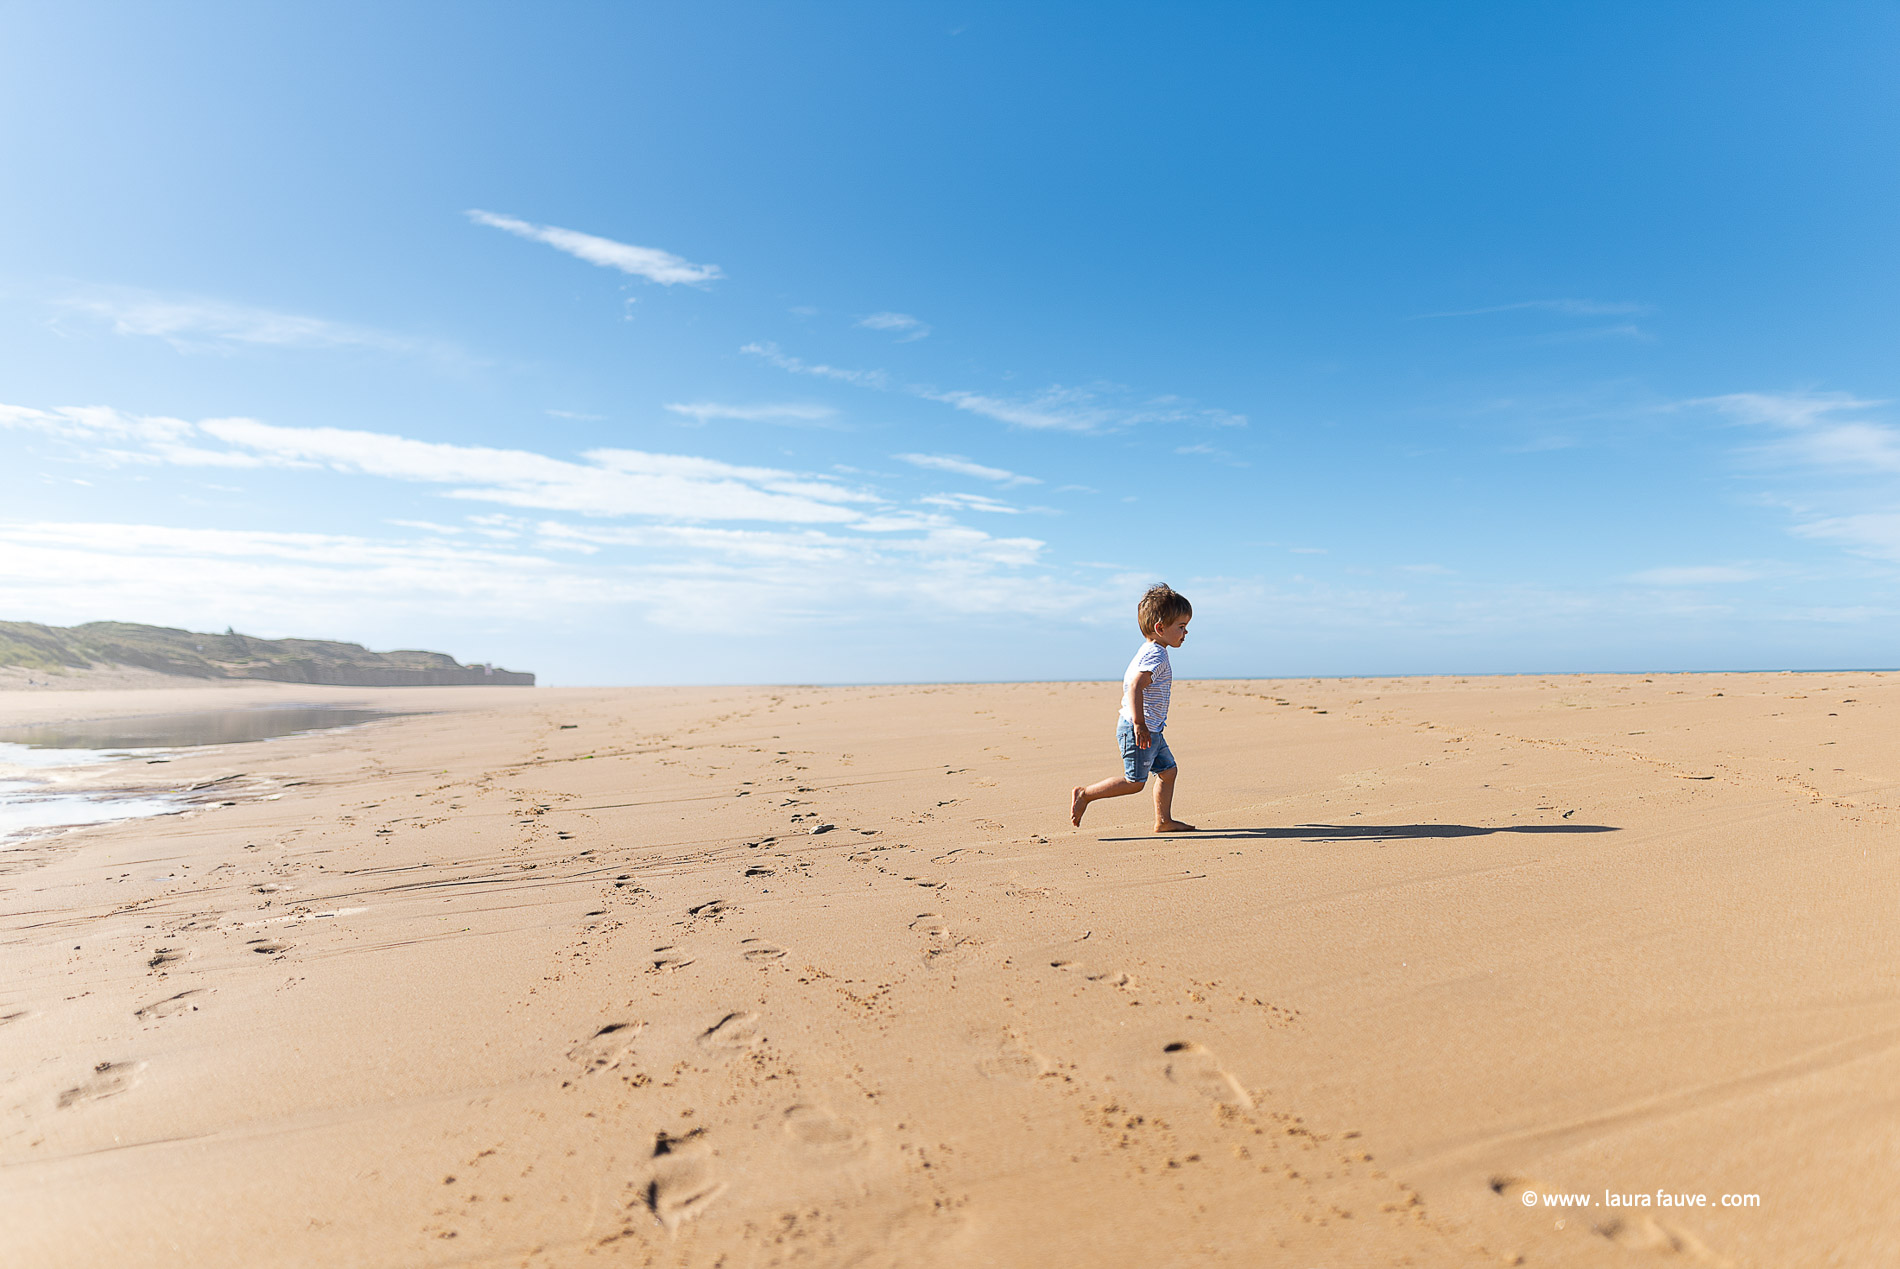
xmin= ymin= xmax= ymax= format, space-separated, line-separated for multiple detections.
xmin=1 ymin=673 xmax=1895 ymax=1267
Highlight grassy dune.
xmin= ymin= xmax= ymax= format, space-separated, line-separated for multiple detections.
xmin=0 ymin=621 xmax=532 ymax=687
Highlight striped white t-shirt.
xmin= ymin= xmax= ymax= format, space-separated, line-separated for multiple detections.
xmin=1118 ymin=641 xmax=1172 ymax=730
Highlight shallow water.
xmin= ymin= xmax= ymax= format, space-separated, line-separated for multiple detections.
xmin=0 ymin=706 xmax=403 ymax=845
xmin=0 ymin=706 xmax=398 ymax=751
xmin=0 ymin=779 xmax=187 ymax=839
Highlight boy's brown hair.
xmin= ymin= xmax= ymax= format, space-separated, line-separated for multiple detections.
xmin=1137 ymin=584 xmax=1192 ymax=637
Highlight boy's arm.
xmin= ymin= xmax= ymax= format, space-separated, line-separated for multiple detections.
xmin=1128 ymin=670 xmax=1154 ymax=748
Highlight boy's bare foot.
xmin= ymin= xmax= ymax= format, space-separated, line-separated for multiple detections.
xmin=1071 ymin=786 xmax=1089 ymax=827
xmin=1154 ymin=819 xmax=1197 ymax=833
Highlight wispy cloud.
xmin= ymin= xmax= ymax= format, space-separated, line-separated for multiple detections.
xmin=0 ymin=520 xmax=616 ymax=630
xmin=2 ymin=400 xmax=1092 ymax=618
xmin=743 ymin=342 xmax=1245 ymax=433
xmin=1174 ymin=442 xmax=1249 ymax=466
xmin=2 ymin=401 xmax=1099 ymax=642
xmin=857 ymin=311 xmax=930 ymax=341
xmin=1416 ymin=298 xmax=1651 ymax=319
xmin=894 ymin=453 xmax=1040 ymax=487
xmin=918 ymin=492 xmax=1036 ymax=515
xmin=739 ymin=342 xmax=890 ymax=389
xmin=921 ymin=385 xmax=1246 ymax=433
xmin=663 ymin=402 xmax=839 ymax=427
xmin=3 ymin=404 xmax=874 ymax=523
xmin=1698 ymin=391 xmax=1900 ymax=473
xmin=51 ymin=287 xmax=455 ymax=358
xmin=1696 ymin=390 xmax=1888 ymax=431
xmin=467 ymin=210 xmax=721 ymax=286
xmin=920 ymin=387 xmax=1105 ymax=432
xmin=1691 ymin=390 xmax=1900 ymax=574
xmin=0 ymin=508 xmax=1084 ymax=643
xmin=1791 ymin=514 xmax=1900 ymax=563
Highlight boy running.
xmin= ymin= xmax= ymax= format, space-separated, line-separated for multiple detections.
xmin=1070 ymin=584 xmax=1197 ymax=833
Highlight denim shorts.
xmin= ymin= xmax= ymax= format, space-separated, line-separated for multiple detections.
xmin=1117 ymin=717 xmax=1177 ymax=782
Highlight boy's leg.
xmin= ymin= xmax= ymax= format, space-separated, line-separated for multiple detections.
xmin=1071 ymin=775 xmax=1144 ymax=826
xmin=1152 ymin=766 xmax=1195 ymax=833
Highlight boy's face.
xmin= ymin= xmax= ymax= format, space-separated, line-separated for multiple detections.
xmin=1151 ymin=615 xmax=1190 ymax=648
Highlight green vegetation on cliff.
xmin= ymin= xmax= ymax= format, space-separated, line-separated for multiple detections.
xmin=0 ymin=621 xmax=534 ymax=687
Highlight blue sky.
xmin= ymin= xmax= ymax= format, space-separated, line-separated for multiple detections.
xmin=4 ymin=2 xmax=1899 ymax=684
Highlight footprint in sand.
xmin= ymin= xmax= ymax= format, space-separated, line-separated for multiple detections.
xmin=698 ymin=1011 xmax=764 ymax=1055
xmin=135 ymin=990 xmax=202 ymax=1021
xmin=57 ymin=1060 xmax=145 ymax=1109
xmin=1050 ymin=960 xmax=1135 ymax=989
xmin=687 ymin=898 xmax=732 ymax=919
xmin=645 ymin=1129 xmax=726 ymax=1231
xmin=977 ymin=1034 xmax=1053 ymax=1080
xmin=1487 ymin=1177 xmax=1727 ymax=1264
xmin=650 ymin=947 xmax=696 ymax=973
xmin=911 ymin=913 xmax=967 ymax=967
xmin=568 ymin=1021 xmax=644 ymax=1074
xmin=1593 ymin=1215 xmax=1726 ymax=1263
xmin=248 ymin=939 xmax=290 ymax=956
xmin=740 ymin=939 xmax=786 ymax=961
xmin=1163 ymin=1041 xmax=1253 ymax=1109
xmin=147 ymin=948 xmax=188 ymax=971
xmin=781 ymin=1104 xmax=870 ymax=1163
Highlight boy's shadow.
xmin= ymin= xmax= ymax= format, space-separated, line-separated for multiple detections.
xmin=1105 ymin=822 xmax=1619 ymax=842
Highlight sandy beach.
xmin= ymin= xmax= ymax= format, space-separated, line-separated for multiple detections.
xmin=1 ymin=673 xmax=1894 ymax=1266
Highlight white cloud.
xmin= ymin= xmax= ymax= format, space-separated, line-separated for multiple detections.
xmin=0 ymin=520 xmax=616 ymax=633
xmin=1695 ymin=390 xmax=1888 ymax=431
xmin=922 ymin=387 xmax=1107 ymax=432
xmin=467 ymin=210 xmax=721 ymax=286
xmin=50 ymin=287 xmax=456 ymax=358
xmin=1698 ymin=391 xmax=1900 ymax=474
xmin=744 ymin=342 xmax=1244 ymax=433
xmin=894 ymin=453 xmax=1039 ymax=486
xmin=5 ymin=403 xmax=876 ymax=524
xmin=2 ymin=400 xmax=1102 ymax=645
xmin=663 ymin=402 xmax=839 ymax=426
xmin=1174 ymin=442 xmax=1249 ymax=466
xmin=533 ymin=515 xmax=1045 ymax=570
xmin=919 ymin=493 xmax=1029 ymax=515
xmin=0 ymin=510 xmax=1080 ymax=643
xmin=1791 ymin=514 xmax=1900 ymax=563
xmin=1778 ymin=424 xmax=1900 ymax=473
xmin=857 ymin=311 xmax=930 ymax=341
xmin=921 ymin=384 xmax=1245 ymax=432
xmin=739 ymin=342 xmax=890 ymax=389
xmin=3 ymin=403 xmax=192 ymax=444
xmin=1690 ymin=390 xmax=1900 ymax=575
xmin=1630 ymin=566 xmax=1763 ymax=585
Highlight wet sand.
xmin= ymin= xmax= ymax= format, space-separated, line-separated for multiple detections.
xmin=1 ymin=673 xmax=1894 ymax=1266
